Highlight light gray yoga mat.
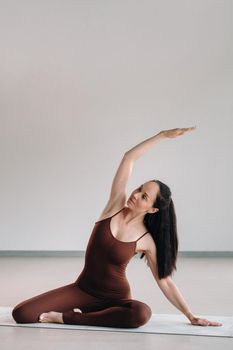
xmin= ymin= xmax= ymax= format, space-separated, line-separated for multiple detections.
xmin=0 ymin=307 xmax=232 ymax=338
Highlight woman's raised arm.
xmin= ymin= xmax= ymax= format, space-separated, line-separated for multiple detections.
xmin=125 ymin=127 xmax=196 ymax=161
xmin=100 ymin=127 xmax=196 ymax=216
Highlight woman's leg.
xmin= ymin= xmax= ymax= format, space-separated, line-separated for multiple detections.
xmin=12 ymin=282 xmax=152 ymax=328
xmin=12 ymin=282 xmax=101 ymax=324
xmin=63 ymin=298 xmax=152 ymax=328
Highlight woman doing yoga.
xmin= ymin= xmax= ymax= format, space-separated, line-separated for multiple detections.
xmin=12 ymin=127 xmax=222 ymax=328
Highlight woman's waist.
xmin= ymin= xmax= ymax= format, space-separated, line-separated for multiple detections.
xmin=76 ymin=282 xmax=132 ymax=300
xmin=75 ymin=271 xmax=131 ymax=299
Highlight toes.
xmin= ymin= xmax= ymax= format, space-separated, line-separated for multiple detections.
xmin=38 ymin=311 xmax=62 ymax=323
xmin=39 ymin=313 xmax=47 ymax=322
xmin=39 ymin=311 xmax=58 ymax=323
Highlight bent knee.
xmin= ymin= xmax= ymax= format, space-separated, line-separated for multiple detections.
xmin=131 ymin=301 xmax=152 ymax=328
xmin=12 ymin=305 xmax=38 ymax=324
xmin=12 ymin=306 xmax=25 ymax=323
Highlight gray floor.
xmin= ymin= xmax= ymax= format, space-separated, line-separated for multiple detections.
xmin=1 ymin=255 xmax=232 ymax=349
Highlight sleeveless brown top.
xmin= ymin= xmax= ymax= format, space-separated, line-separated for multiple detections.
xmin=75 ymin=207 xmax=149 ymax=300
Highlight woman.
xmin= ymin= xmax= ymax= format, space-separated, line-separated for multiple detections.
xmin=12 ymin=127 xmax=222 ymax=328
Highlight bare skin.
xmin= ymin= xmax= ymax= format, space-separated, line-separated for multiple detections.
xmin=39 ymin=308 xmax=82 ymax=324
xmin=39 ymin=311 xmax=64 ymax=323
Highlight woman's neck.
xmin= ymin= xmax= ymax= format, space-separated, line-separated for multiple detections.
xmin=123 ymin=207 xmax=146 ymax=226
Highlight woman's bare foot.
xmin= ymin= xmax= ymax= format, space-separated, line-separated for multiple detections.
xmin=39 ymin=311 xmax=64 ymax=324
xmin=39 ymin=308 xmax=82 ymax=324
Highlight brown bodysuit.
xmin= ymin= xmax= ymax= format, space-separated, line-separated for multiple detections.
xmin=12 ymin=207 xmax=152 ymax=328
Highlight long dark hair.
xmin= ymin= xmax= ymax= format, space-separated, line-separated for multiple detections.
xmin=140 ymin=179 xmax=178 ymax=279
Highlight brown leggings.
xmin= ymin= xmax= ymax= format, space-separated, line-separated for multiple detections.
xmin=12 ymin=282 xmax=152 ymax=328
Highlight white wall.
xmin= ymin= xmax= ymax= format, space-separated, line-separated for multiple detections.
xmin=0 ymin=0 xmax=232 ymax=251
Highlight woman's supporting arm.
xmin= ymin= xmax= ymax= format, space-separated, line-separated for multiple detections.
xmin=157 ymin=277 xmax=222 ymax=326
xmin=157 ymin=277 xmax=195 ymax=322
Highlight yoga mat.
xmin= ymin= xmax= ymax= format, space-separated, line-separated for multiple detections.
xmin=0 ymin=307 xmax=232 ymax=338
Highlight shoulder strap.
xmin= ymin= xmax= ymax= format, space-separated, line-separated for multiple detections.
xmin=111 ymin=207 xmax=125 ymax=218
xmin=135 ymin=231 xmax=149 ymax=242
xmin=95 ymin=207 xmax=125 ymax=224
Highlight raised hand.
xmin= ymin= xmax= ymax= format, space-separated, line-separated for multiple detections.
xmin=190 ymin=316 xmax=222 ymax=327
xmin=161 ymin=126 xmax=197 ymax=139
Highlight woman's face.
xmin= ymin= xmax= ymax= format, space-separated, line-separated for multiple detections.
xmin=127 ymin=181 xmax=160 ymax=212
